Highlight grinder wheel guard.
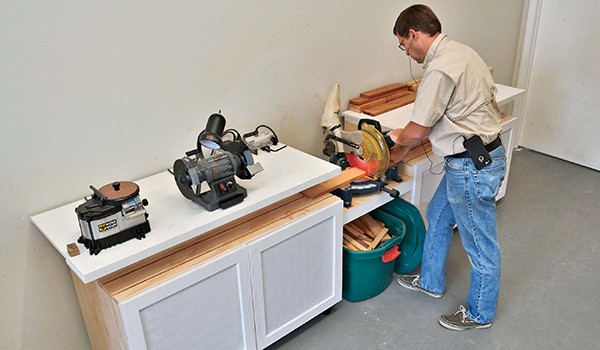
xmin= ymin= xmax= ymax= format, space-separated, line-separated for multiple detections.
xmin=347 ymin=124 xmax=390 ymax=178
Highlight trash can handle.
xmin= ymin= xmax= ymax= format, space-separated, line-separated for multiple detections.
xmin=382 ymin=244 xmax=401 ymax=263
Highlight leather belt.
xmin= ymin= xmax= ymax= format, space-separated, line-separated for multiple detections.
xmin=449 ymin=136 xmax=502 ymax=158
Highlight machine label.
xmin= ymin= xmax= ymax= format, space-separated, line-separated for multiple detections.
xmin=98 ymin=219 xmax=117 ymax=232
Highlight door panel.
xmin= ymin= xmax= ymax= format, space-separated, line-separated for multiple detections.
xmin=120 ymin=246 xmax=256 ymax=350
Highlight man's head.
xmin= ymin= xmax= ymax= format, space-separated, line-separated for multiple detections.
xmin=393 ymin=4 xmax=442 ymax=64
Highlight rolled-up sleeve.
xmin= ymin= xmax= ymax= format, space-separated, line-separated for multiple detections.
xmin=410 ymin=69 xmax=455 ymax=127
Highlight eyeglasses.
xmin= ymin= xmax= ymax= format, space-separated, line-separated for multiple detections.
xmin=398 ymin=36 xmax=410 ymax=51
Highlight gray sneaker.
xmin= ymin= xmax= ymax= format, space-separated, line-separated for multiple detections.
xmin=438 ymin=305 xmax=492 ymax=331
xmin=397 ymin=275 xmax=443 ymax=298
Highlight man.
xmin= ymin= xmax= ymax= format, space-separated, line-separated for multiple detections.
xmin=387 ymin=5 xmax=506 ymax=331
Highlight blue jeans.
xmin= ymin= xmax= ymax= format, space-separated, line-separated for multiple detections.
xmin=420 ymin=145 xmax=506 ymax=324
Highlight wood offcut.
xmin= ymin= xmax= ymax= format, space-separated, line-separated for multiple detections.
xmin=343 ymin=214 xmax=392 ymax=251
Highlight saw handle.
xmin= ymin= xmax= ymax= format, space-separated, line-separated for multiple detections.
xmin=358 ymin=118 xmax=382 ymax=132
xmin=382 ymin=186 xmax=400 ymax=199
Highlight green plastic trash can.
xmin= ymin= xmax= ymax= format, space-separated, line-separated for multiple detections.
xmin=342 ymin=212 xmax=406 ymax=301
xmin=378 ymin=198 xmax=427 ymax=274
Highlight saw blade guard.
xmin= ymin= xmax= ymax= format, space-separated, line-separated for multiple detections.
xmin=346 ymin=123 xmax=390 ymax=178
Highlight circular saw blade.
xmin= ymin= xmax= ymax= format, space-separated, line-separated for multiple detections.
xmin=346 ymin=126 xmax=390 ymax=178
xmin=173 ymin=159 xmax=196 ymax=199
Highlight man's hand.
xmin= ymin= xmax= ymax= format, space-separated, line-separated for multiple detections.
xmin=387 ymin=128 xmax=404 ymax=144
xmin=385 ymin=123 xmax=431 ymax=167
xmin=389 ymin=144 xmax=410 ymax=167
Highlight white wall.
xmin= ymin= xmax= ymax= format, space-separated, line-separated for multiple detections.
xmin=0 ymin=1 xmax=524 ymax=348
xmin=517 ymin=0 xmax=600 ymax=170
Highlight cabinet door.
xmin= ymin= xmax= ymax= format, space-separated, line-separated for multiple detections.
xmin=248 ymin=200 xmax=343 ymax=349
xmin=119 ymin=245 xmax=256 ymax=350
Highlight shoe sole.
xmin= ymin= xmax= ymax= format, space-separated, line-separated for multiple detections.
xmin=438 ymin=317 xmax=492 ymax=331
xmin=397 ymin=277 xmax=443 ymax=298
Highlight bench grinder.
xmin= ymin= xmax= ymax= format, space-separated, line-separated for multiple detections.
xmin=173 ymin=113 xmax=263 ymax=211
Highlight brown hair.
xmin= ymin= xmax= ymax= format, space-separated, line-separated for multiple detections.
xmin=393 ymin=4 xmax=442 ymax=38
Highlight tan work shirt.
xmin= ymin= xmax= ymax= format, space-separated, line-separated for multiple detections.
xmin=410 ymin=34 xmax=502 ymax=156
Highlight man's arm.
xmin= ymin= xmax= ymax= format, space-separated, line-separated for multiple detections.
xmin=387 ymin=121 xmax=431 ymax=165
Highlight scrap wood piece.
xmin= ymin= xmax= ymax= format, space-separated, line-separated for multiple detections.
xmin=349 ymin=90 xmax=411 ymax=113
xmin=363 ymin=93 xmax=417 ymax=116
xmin=343 ymin=237 xmax=361 ymax=251
xmin=368 ymin=227 xmax=389 ymax=250
xmin=349 ymin=220 xmax=374 ymax=239
xmin=344 ymin=225 xmax=366 ymax=241
xmin=301 ymin=168 xmax=366 ymax=199
xmin=344 ymin=234 xmax=367 ymax=251
xmin=359 ymin=214 xmax=385 ymax=237
xmin=360 ymin=83 xmax=407 ymax=99
xmin=344 ymin=226 xmax=373 ymax=249
xmin=67 ymin=243 xmax=80 ymax=257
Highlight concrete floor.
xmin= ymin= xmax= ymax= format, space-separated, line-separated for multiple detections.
xmin=267 ymin=149 xmax=600 ymax=350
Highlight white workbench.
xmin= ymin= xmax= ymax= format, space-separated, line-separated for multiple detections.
xmin=343 ymin=83 xmax=525 ymax=130
xmin=31 ymin=146 xmax=340 ymax=283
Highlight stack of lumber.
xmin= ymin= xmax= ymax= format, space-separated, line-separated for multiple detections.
xmin=348 ymin=83 xmax=417 ymax=116
xmin=343 ymin=214 xmax=392 ymax=251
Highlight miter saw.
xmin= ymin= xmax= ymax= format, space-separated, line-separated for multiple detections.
xmin=320 ymin=85 xmax=402 ymax=207
xmin=173 ymin=113 xmax=265 ymax=211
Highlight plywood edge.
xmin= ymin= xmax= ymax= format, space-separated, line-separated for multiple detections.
xmin=71 ymin=271 xmax=128 ymax=350
xmin=105 ymin=194 xmax=339 ymax=301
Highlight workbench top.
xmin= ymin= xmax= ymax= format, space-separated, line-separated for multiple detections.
xmin=31 ymin=146 xmax=340 ymax=283
xmin=343 ymin=83 xmax=525 ymax=131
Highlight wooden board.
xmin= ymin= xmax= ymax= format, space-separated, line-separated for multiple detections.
xmin=403 ymin=140 xmax=433 ymax=163
xmin=349 ymin=90 xmax=410 ymax=113
xmin=71 ymin=271 xmax=128 ymax=350
xmin=103 ymin=194 xmax=339 ymax=301
xmin=363 ymin=93 xmax=417 ymax=116
xmin=360 ymin=83 xmax=407 ymax=99
xmin=301 ymin=168 xmax=366 ymax=199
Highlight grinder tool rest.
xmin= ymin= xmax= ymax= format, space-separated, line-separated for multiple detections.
xmin=76 ymin=181 xmax=150 ymax=255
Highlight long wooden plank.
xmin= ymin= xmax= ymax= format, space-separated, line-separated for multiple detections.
xmin=301 ymin=168 xmax=366 ymax=199
xmin=349 ymin=90 xmax=410 ymax=113
xmin=104 ymin=194 xmax=335 ymax=299
xmin=99 ymin=193 xmax=304 ymax=285
xmin=363 ymin=93 xmax=417 ymax=116
xmin=112 ymin=195 xmax=339 ymax=301
xmin=360 ymin=83 xmax=407 ymax=99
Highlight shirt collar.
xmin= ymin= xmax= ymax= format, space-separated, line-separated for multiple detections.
xmin=423 ymin=33 xmax=447 ymax=69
